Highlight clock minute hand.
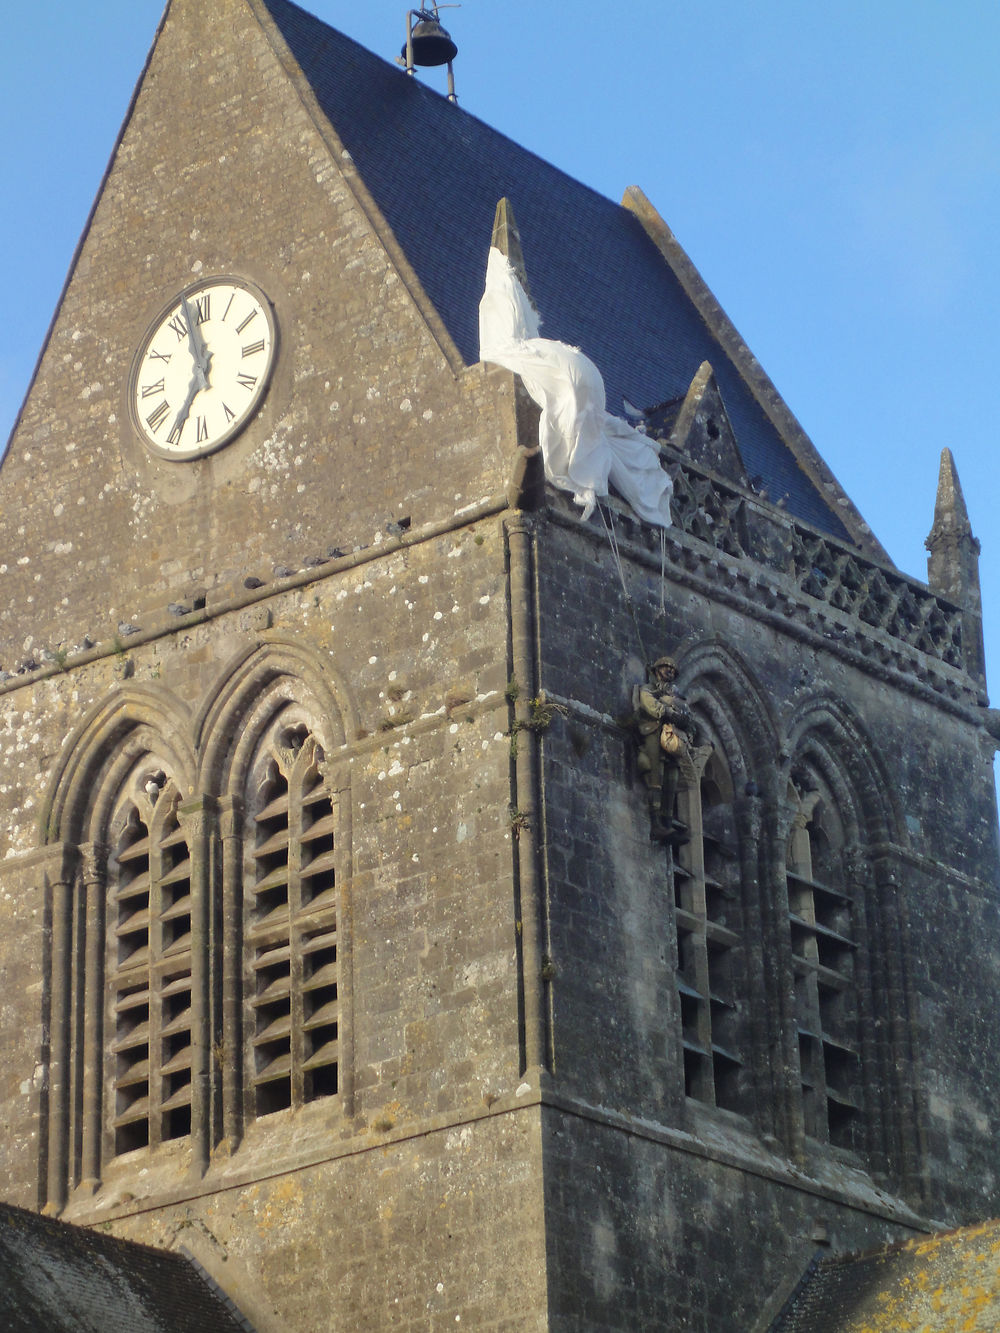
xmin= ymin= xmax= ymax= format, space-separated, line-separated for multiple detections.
xmin=181 ymin=295 xmax=211 ymax=386
xmin=171 ymin=365 xmax=204 ymax=439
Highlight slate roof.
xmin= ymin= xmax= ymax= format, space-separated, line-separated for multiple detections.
xmin=0 ymin=1201 xmax=250 ymax=1333
xmin=259 ymin=0 xmax=855 ymax=543
xmin=769 ymin=1220 xmax=1000 ymax=1331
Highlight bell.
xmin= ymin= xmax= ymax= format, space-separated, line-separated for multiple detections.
xmin=404 ymin=17 xmax=458 ymax=67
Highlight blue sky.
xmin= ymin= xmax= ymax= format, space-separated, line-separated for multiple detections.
xmin=2 ymin=1 xmax=999 ymax=700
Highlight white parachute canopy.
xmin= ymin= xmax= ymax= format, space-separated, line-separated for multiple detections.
xmin=478 ymin=246 xmax=672 ymax=527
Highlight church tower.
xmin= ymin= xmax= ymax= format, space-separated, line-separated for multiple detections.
xmin=1 ymin=2 xmax=998 ymax=1328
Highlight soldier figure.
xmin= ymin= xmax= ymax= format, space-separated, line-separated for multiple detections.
xmin=633 ymin=655 xmax=697 ymax=846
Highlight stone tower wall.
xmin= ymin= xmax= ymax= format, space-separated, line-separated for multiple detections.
xmin=1 ymin=1 xmax=998 ymax=1328
xmin=520 ymin=494 xmax=1000 ymax=1326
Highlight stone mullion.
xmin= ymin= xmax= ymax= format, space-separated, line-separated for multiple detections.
xmin=218 ymin=794 xmax=244 ymax=1152
xmin=44 ymin=845 xmax=79 ymax=1215
xmin=321 ymin=757 xmax=354 ymax=1120
xmin=288 ymin=756 xmax=306 ymax=1108
xmin=147 ymin=812 xmax=166 ymax=1150
xmin=772 ymin=798 xmax=807 ymax=1159
xmin=800 ymin=894 xmax=827 ymax=1143
xmin=786 ymin=795 xmax=831 ymax=1143
xmin=79 ymin=842 xmax=107 ymax=1193
xmin=840 ymin=847 xmax=875 ymax=1163
xmin=178 ymin=796 xmax=214 ymax=1177
xmin=732 ymin=793 xmax=766 ymax=1131
xmin=799 ymin=882 xmax=829 ymax=1144
xmin=70 ymin=871 xmax=87 ymax=1181
xmin=680 ymin=778 xmax=716 ymax=1105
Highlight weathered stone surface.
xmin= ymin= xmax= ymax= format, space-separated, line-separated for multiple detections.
xmin=0 ymin=2 xmax=998 ymax=1330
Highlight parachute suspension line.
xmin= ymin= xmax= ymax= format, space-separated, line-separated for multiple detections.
xmin=598 ymin=502 xmax=648 ymax=668
xmin=599 ymin=501 xmax=627 ymax=599
xmin=658 ymin=527 xmax=667 ymax=620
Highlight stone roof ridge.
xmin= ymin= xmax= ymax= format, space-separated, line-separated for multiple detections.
xmin=252 ymin=0 xmax=656 ymax=296
xmin=622 ymin=186 xmax=887 ymax=562
xmin=246 ymin=0 xmax=467 ymax=376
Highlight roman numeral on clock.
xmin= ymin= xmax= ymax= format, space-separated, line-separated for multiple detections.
xmin=141 ymin=379 xmax=165 ymax=399
xmin=242 ymin=340 xmax=265 ymax=358
xmin=223 ymin=403 xmax=236 ymax=423
xmin=167 ymin=419 xmax=184 ymax=446
xmin=237 ymin=372 xmax=257 ymax=391
xmin=168 ymin=313 xmax=188 ymax=341
xmin=196 ymin=416 xmax=209 ymax=443
xmin=235 ymin=310 xmax=258 ymax=335
xmin=146 ymin=401 xmax=170 ymax=433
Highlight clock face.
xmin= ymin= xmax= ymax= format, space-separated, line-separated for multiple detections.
xmin=129 ymin=278 xmax=277 ymax=458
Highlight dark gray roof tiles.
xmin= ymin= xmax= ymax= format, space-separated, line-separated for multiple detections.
xmin=0 ymin=1202 xmax=250 ymax=1333
xmin=768 ymin=1220 xmax=1000 ymax=1331
xmin=261 ymin=0 xmax=854 ymax=542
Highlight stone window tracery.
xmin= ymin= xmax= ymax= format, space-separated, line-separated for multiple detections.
xmin=244 ymin=720 xmax=339 ymax=1120
xmin=43 ymin=666 xmax=349 ymax=1213
xmin=785 ymin=770 xmax=863 ymax=1151
xmin=108 ymin=776 xmax=194 ymax=1155
xmin=673 ymin=735 xmax=750 ymax=1115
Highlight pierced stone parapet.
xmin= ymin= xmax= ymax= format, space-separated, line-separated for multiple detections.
xmin=625 ymin=459 xmax=966 ymax=674
xmin=548 ymin=456 xmax=970 ymax=691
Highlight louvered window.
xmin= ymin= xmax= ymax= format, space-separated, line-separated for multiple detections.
xmin=673 ymin=746 xmax=749 ymax=1114
xmin=786 ymin=777 xmax=862 ymax=1149
xmin=246 ymin=727 xmax=339 ymax=1119
xmin=109 ymin=788 xmax=193 ymax=1155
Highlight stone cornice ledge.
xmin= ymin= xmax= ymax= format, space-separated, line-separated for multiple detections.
xmin=0 ymin=495 xmax=508 ymax=699
xmin=870 ymin=840 xmax=999 ymax=894
xmin=540 ymin=1086 xmax=939 ymax=1232
xmin=62 ymin=1082 xmax=938 ymax=1236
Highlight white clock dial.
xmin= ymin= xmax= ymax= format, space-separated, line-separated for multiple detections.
xmin=129 ymin=278 xmax=277 ymax=458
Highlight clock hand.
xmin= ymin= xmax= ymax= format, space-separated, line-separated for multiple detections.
xmin=181 ymin=295 xmax=212 ymax=385
xmin=171 ymin=364 xmax=205 ymax=439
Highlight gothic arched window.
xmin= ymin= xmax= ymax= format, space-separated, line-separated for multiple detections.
xmin=786 ymin=768 xmax=863 ymax=1151
xmin=43 ymin=665 xmax=351 ymax=1213
xmin=243 ymin=719 xmax=339 ymax=1120
xmin=673 ymin=734 xmax=750 ymax=1115
xmin=108 ymin=777 xmax=194 ymax=1156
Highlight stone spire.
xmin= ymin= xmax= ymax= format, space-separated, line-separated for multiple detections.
xmin=926 ymin=448 xmax=986 ymax=696
xmin=926 ymin=448 xmax=981 ymax=611
xmin=490 ymin=198 xmax=544 ymax=507
xmin=491 ymin=197 xmax=536 ymax=310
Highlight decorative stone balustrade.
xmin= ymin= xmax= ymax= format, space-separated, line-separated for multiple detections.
xmin=582 ymin=458 xmax=967 ymax=676
xmin=667 ymin=461 xmax=965 ymax=670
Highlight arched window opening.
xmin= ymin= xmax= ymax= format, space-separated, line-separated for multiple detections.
xmin=786 ymin=769 xmax=862 ymax=1151
xmin=43 ymin=665 xmax=352 ymax=1212
xmin=244 ymin=719 xmax=339 ymax=1121
xmin=108 ymin=771 xmax=193 ymax=1158
xmin=674 ymin=739 xmax=749 ymax=1115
